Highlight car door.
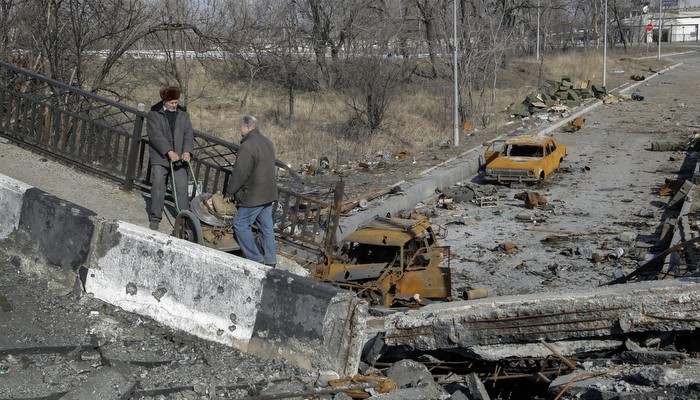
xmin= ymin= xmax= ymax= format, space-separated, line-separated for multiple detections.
xmin=482 ymin=140 xmax=505 ymax=166
xmin=543 ymin=140 xmax=559 ymax=176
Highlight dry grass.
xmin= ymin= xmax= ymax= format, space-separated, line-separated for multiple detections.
xmin=113 ymin=47 xmax=681 ymax=168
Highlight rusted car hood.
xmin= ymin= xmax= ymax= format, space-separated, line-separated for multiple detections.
xmin=487 ymin=157 xmax=543 ymax=169
xmin=342 ymin=218 xmax=429 ymax=247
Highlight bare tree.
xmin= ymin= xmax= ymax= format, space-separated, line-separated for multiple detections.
xmin=335 ymin=28 xmax=417 ymax=134
xmin=72 ymin=0 xmax=155 ymax=93
xmin=0 ymin=0 xmax=16 ymax=60
xmin=291 ymin=0 xmax=370 ymax=89
xmin=4 ymin=0 xmax=169 ymax=95
xmin=414 ymin=0 xmax=443 ymax=78
xmin=0 ymin=0 xmax=629 ymax=155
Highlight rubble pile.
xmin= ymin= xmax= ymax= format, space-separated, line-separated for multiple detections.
xmin=507 ymin=77 xmax=607 ymax=119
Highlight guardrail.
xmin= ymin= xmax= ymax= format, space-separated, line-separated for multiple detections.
xmin=0 ymin=59 xmax=339 ymax=257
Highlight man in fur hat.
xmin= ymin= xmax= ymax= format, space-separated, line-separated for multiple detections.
xmin=146 ymin=86 xmax=194 ymax=230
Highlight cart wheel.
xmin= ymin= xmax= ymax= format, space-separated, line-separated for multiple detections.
xmin=174 ymin=210 xmax=204 ymax=245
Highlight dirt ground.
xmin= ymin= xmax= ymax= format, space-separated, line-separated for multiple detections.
xmin=1 ymin=48 xmax=700 ymax=399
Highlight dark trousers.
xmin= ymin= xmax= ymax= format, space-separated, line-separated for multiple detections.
xmin=149 ymin=163 xmax=189 ymax=222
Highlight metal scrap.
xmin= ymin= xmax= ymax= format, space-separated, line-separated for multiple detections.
xmin=313 ymin=216 xmax=452 ymax=307
xmin=563 ymin=117 xmax=586 ymax=133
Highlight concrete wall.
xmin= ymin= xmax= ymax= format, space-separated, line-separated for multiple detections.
xmin=0 ymin=173 xmax=366 ymax=376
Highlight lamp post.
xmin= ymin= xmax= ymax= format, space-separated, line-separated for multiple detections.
xmin=453 ymin=0 xmax=459 ymax=146
xmin=657 ymin=0 xmax=662 ymax=60
xmin=536 ymin=0 xmax=541 ymax=61
xmin=603 ymin=0 xmax=608 ymax=88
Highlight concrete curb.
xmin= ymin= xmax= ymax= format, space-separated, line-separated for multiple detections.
xmin=0 ymin=173 xmax=366 ymax=375
xmin=338 ymin=155 xmax=481 ymax=239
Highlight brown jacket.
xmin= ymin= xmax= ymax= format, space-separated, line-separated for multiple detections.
xmin=226 ymin=128 xmax=278 ymax=207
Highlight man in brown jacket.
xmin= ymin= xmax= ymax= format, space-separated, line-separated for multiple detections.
xmin=225 ymin=115 xmax=278 ymax=266
xmin=146 ymin=86 xmax=194 ymax=230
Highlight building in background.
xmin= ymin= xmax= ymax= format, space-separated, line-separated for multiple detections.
xmin=619 ymin=0 xmax=700 ymax=44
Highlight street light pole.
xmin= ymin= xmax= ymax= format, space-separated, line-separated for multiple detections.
xmin=603 ymin=0 xmax=608 ymax=88
xmin=453 ymin=0 xmax=459 ymax=146
xmin=537 ymin=0 xmax=540 ymax=61
xmin=657 ymin=0 xmax=662 ymax=60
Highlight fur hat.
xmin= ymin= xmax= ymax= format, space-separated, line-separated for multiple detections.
xmin=160 ymin=86 xmax=181 ymax=102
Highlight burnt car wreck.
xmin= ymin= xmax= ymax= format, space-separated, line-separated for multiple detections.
xmin=312 ymin=216 xmax=452 ymax=307
xmin=482 ymin=135 xmax=567 ymax=185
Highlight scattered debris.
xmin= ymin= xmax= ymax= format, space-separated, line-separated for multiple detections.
xmin=563 ymin=117 xmax=585 ymax=132
xmin=392 ymin=150 xmax=411 ymax=159
xmin=650 ymin=141 xmax=683 ymax=151
xmin=438 ymin=139 xmax=453 ymax=149
xmin=605 ymin=235 xmax=700 ymax=285
xmin=516 ymin=213 xmax=548 ymax=223
xmin=462 ymin=287 xmax=489 ymax=300
xmin=495 ymin=241 xmax=517 ymax=254
xmin=514 ymin=191 xmax=547 ymax=208
xmin=389 ymin=185 xmax=405 ymax=195
xmin=659 ymin=178 xmax=683 ymax=196
xmin=477 ymin=195 xmax=498 ymax=208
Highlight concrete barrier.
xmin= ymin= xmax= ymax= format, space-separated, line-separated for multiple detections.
xmin=0 ymin=174 xmax=30 ymax=240
xmin=0 ymin=174 xmax=95 ymax=270
xmin=0 ymin=173 xmax=367 ymax=375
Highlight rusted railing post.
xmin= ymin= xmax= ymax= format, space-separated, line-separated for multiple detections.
xmin=324 ymin=180 xmax=345 ymax=260
xmin=123 ymin=106 xmax=146 ymax=191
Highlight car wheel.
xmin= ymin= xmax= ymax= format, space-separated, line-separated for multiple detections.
xmin=174 ymin=210 xmax=204 ymax=245
xmin=448 ymin=187 xmax=475 ymax=203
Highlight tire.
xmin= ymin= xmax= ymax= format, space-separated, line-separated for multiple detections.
xmin=448 ymin=187 xmax=475 ymax=203
xmin=190 ymin=193 xmax=228 ymax=227
xmin=174 ymin=210 xmax=204 ymax=245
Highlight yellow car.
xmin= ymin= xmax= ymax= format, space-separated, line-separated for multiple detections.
xmin=482 ymin=135 xmax=567 ymax=184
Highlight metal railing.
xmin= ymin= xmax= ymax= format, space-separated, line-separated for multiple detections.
xmin=0 ymin=59 xmax=340 ymax=257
